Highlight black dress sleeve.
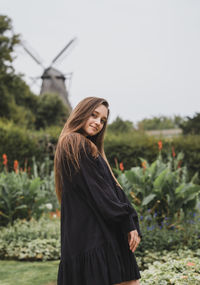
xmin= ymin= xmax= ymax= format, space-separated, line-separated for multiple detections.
xmin=71 ymin=144 xmax=139 ymax=234
xmin=114 ymin=185 xmax=142 ymax=238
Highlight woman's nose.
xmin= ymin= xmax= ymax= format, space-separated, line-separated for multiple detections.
xmin=95 ymin=118 xmax=101 ymax=125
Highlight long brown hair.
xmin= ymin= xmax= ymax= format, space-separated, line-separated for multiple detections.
xmin=54 ymin=96 xmax=122 ymax=204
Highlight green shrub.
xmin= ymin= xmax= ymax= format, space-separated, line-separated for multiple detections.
xmin=0 ymin=169 xmax=59 ymax=227
xmin=0 ymin=215 xmax=60 ymax=261
xmin=104 ymin=131 xmax=159 ymax=170
xmin=139 ymin=249 xmax=200 ymax=284
xmin=1 ymin=120 xmax=200 ymax=180
xmin=137 ymin=213 xmax=200 ymax=254
xmin=116 ymin=146 xmax=200 ymax=224
xmin=0 ymin=121 xmax=43 ymax=171
xmin=0 ymin=121 xmax=62 ymax=171
xmin=31 ymin=156 xmax=59 ymax=211
xmin=1 ymin=212 xmax=200 ymax=262
xmin=105 ymin=133 xmax=200 ymax=180
xmin=34 ymin=93 xmax=70 ymax=130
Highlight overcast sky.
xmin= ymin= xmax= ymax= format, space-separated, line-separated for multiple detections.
xmin=1 ymin=0 xmax=200 ymax=125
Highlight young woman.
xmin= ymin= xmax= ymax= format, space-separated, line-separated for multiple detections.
xmin=54 ymin=97 xmax=142 ymax=285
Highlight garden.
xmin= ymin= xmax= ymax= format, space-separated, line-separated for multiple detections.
xmin=1 ymin=12 xmax=200 ymax=285
xmin=0 ymin=134 xmax=200 ymax=285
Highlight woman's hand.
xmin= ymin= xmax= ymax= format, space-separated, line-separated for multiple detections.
xmin=128 ymin=230 xmax=141 ymax=252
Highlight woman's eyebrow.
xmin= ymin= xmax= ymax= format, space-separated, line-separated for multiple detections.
xmin=93 ymin=110 xmax=107 ymax=120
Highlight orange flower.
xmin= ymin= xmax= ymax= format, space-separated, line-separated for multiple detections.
xmin=172 ymin=146 xmax=176 ymax=158
xmin=2 ymin=154 xmax=8 ymax=166
xmin=119 ymin=162 xmax=124 ymax=172
xmin=141 ymin=161 xmax=147 ymax=169
xmin=14 ymin=160 xmax=19 ymax=173
xmin=186 ymin=262 xmax=195 ymax=267
xmin=56 ymin=209 xmax=61 ymax=218
xmin=49 ymin=209 xmax=60 ymax=219
xmin=49 ymin=212 xmax=57 ymax=219
xmin=158 ymin=140 xmax=162 ymax=150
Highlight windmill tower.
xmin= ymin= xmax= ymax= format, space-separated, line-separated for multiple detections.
xmin=22 ymin=38 xmax=77 ymax=112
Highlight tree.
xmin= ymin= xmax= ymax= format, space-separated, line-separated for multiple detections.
xmin=107 ymin=116 xmax=134 ymax=134
xmin=0 ymin=15 xmax=38 ymax=128
xmin=0 ymin=15 xmax=19 ymax=74
xmin=180 ymin=112 xmax=200 ymax=135
xmin=137 ymin=115 xmax=185 ymax=130
xmin=0 ymin=15 xmax=70 ymax=130
xmin=0 ymin=15 xmax=19 ymax=119
xmin=35 ymin=93 xmax=70 ymax=129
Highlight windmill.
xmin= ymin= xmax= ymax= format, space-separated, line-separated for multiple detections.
xmin=22 ymin=38 xmax=77 ymax=112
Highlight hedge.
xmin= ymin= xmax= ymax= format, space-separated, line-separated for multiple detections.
xmin=0 ymin=122 xmax=200 ymax=179
xmin=0 ymin=212 xmax=199 ymax=261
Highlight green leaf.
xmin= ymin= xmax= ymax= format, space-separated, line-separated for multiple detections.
xmin=125 ymin=169 xmax=142 ymax=185
xmin=153 ymin=168 xmax=169 ymax=188
xmin=142 ymin=193 xmax=156 ymax=206
xmin=15 ymin=205 xmax=28 ymax=210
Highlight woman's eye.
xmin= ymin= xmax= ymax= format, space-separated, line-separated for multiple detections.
xmin=91 ymin=113 xmax=106 ymax=124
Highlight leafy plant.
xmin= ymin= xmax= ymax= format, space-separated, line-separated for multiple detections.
xmin=0 ymin=171 xmax=47 ymax=226
xmin=0 ymin=215 xmax=60 ymax=261
xmin=140 ymin=249 xmax=200 ymax=284
xmin=137 ymin=212 xmax=200 ymax=254
xmin=116 ymin=143 xmax=200 ymax=224
xmin=0 ymin=153 xmax=59 ymax=227
xmin=31 ymin=156 xmax=59 ymax=211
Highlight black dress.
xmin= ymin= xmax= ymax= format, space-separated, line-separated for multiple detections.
xmin=57 ymin=139 xmax=142 ymax=285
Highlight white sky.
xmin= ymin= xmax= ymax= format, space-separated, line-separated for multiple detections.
xmin=1 ymin=0 xmax=200 ymax=125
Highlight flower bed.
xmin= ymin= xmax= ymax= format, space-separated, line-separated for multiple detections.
xmin=0 ymin=215 xmax=60 ymax=261
xmin=140 ymin=249 xmax=200 ymax=284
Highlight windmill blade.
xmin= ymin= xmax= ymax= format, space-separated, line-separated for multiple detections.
xmin=21 ymin=41 xmax=45 ymax=69
xmin=51 ymin=37 xmax=77 ymax=66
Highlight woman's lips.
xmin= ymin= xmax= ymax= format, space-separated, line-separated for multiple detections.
xmin=91 ymin=126 xmax=98 ymax=131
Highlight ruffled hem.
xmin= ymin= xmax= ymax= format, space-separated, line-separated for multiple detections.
xmin=57 ymin=239 xmax=141 ymax=285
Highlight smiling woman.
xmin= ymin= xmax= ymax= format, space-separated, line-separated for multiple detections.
xmin=81 ymin=105 xmax=108 ymax=137
xmin=54 ymin=97 xmax=142 ymax=285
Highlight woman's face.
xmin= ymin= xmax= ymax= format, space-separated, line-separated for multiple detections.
xmin=82 ymin=104 xmax=108 ymax=137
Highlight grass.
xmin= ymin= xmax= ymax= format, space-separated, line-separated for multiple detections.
xmin=0 ymin=260 xmax=59 ymax=285
xmin=1 ymin=249 xmax=200 ymax=284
